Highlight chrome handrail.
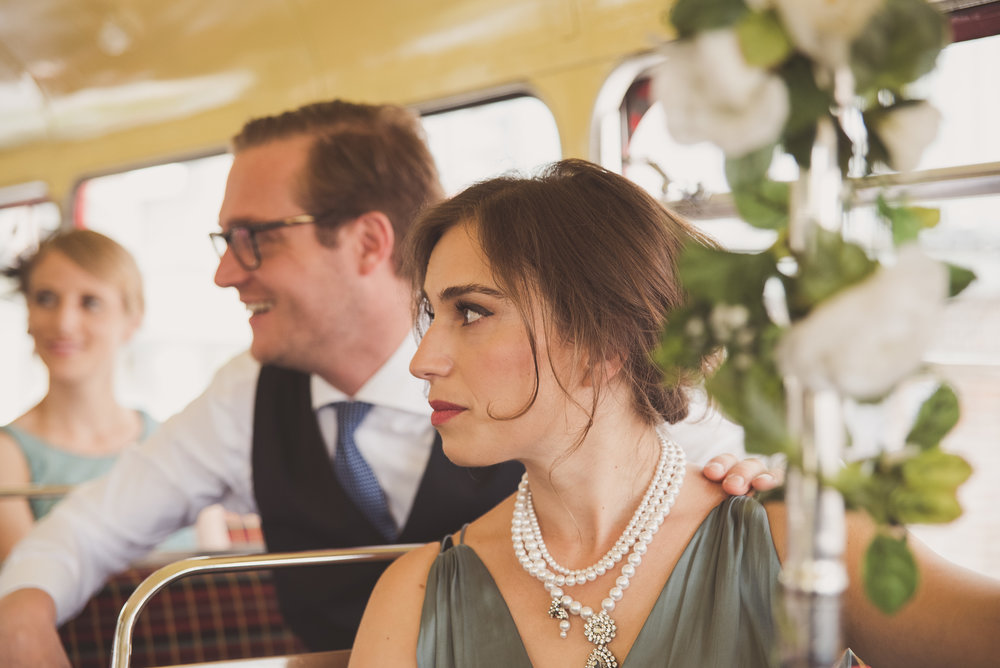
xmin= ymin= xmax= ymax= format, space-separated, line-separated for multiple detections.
xmin=110 ymin=543 xmax=419 ymax=668
xmin=0 ymin=484 xmax=72 ymax=498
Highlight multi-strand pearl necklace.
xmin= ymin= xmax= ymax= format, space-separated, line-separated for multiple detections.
xmin=511 ymin=427 xmax=686 ymax=668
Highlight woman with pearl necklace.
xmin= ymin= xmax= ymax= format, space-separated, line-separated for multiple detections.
xmin=351 ymin=160 xmax=1000 ymax=668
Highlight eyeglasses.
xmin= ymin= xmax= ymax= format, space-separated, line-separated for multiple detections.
xmin=209 ymin=212 xmax=331 ymax=271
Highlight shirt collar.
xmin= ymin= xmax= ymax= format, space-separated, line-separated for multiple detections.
xmin=310 ymin=334 xmax=430 ymax=416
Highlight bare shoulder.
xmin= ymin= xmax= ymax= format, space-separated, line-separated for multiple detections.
xmin=671 ymin=463 xmax=729 ymax=522
xmin=349 ymin=540 xmax=444 ymax=668
xmin=0 ymin=429 xmax=30 ymax=484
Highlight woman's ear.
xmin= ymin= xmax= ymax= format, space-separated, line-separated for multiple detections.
xmin=581 ymin=353 xmax=624 ymax=388
xmin=354 ymin=211 xmax=395 ymax=275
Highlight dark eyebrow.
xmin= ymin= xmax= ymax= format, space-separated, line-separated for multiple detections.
xmin=438 ymin=283 xmax=506 ymax=302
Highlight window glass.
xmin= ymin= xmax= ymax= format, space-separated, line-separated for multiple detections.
xmin=77 ymin=153 xmax=247 ymax=420
xmin=913 ymin=33 xmax=1000 ymax=171
xmin=421 ymin=95 xmax=562 ymax=195
xmin=0 ymin=199 xmax=61 ymax=424
xmin=48 ymin=96 xmax=561 ymax=421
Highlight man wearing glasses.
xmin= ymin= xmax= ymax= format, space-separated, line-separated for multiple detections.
xmin=0 ymin=100 xmax=766 ymax=665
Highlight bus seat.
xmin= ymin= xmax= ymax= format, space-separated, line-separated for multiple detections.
xmin=107 ymin=545 xmax=416 ymax=667
xmin=59 ymin=564 xmax=304 ymax=668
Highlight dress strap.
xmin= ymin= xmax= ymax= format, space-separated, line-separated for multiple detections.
xmin=437 ymin=523 xmax=471 ymax=553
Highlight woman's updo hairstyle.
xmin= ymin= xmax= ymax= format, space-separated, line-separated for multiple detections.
xmin=404 ymin=159 xmax=710 ymax=427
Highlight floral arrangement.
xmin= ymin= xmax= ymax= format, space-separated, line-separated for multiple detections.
xmin=652 ymin=0 xmax=975 ymax=614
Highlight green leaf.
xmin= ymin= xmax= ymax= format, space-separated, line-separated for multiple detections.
xmin=905 ymin=384 xmax=959 ymax=450
xmin=875 ymin=194 xmax=940 ymax=245
xmin=706 ymin=358 xmax=790 ymax=455
xmin=851 ymin=0 xmax=949 ymax=95
xmin=676 ymin=242 xmax=777 ymax=306
xmin=947 ymin=263 xmax=976 ymax=297
xmin=835 ymin=461 xmax=881 ymax=516
xmin=863 ymin=533 xmax=918 ymax=614
xmin=890 ymin=486 xmax=963 ymax=524
xmin=788 ymin=229 xmax=877 ymax=315
xmin=731 ymin=180 xmax=790 ymax=230
xmin=901 ymin=449 xmax=972 ymax=491
xmin=737 ymin=10 xmax=791 ymax=68
xmin=779 ymin=56 xmax=833 ymax=141
xmin=670 ymin=0 xmax=749 ymax=37
xmin=725 ymin=147 xmax=790 ymax=230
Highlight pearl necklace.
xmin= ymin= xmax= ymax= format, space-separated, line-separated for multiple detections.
xmin=511 ymin=427 xmax=685 ymax=668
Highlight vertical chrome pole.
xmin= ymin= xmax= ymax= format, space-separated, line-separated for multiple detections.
xmin=779 ymin=106 xmax=850 ymax=667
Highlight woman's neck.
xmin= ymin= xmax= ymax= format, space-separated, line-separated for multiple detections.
xmin=519 ymin=411 xmax=664 ymax=569
xmin=17 ymin=375 xmax=140 ymax=455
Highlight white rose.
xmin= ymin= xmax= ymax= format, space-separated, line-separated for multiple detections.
xmin=874 ymin=101 xmax=942 ymax=173
xmin=772 ymin=0 xmax=884 ymax=70
xmin=653 ymin=29 xmax=789 ymax=157
xmin=775 ymin=245 xmax=948 ymax=399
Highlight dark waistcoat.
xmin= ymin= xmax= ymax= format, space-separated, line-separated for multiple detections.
xmin=251 ymin=364 xmax=523 ymax=650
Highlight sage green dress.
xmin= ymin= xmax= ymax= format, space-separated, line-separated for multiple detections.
xmin=417 ymin=496 xmax=780 ymax=667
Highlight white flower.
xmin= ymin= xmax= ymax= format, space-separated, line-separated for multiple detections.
xmin=772 ymin=0 xmax=884 ymax=70
xmin=775 ymin=245 xmax=948 ymax=399
xmin=874 ymin=101 xmax=942 ymax=172
xmin=653 ymin=29 xmax=789 ymax=157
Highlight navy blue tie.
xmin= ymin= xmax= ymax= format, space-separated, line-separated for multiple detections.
xmin=330 ymin=401 xmax=397 ymax=540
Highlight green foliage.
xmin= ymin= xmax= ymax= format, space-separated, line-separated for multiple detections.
xmin=706 ymin=357 xmax=791 ymax=455
xmin=669 ymin=0 xmax=748 ymax=38
xmin=737 ymin=11 xmax=791 ymax=68
xmin=659 ymin=0 xmax=968 ymax=619
xmin=786 ymin=229 xmax=877 ymax=316
xmin=863 ymin=532 xmax=919 ymax=614
xmin=725 ymin=148 xmax=790 ymax=229
xmin=947 ymin=264 xmax=976 ymax=297
xmin=852 ymin=0 xmax=948 ymax=95
xmin=905 ymin=384 xmax=959 ymax=450
xmin=875 ymin=194 xmax=940 ymax=245
xmin=901 ymin=448 xmax=972 ymax=494
xmin=778 ymin=57 xmax=834 ymax=160
xmin=676 ymin=241 xmax=776 ymax=305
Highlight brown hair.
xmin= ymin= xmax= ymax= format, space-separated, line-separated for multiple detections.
xmin=404 ymin=159 xmax=710 ymax=428
xmin=6 ymin=228 xmax=144 ymax=317
xmin=232 ymin=100 xmax=444 ymax=269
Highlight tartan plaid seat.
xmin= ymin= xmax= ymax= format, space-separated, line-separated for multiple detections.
xmin=59 ymin=564 xmax=305 ymax=668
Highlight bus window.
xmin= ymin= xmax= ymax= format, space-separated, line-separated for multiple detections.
xmin=912 ymin=33 xmax=1000 ymax=171
xmin=0 ymin=192 xmax=60 ymax=425
xmin=607 ymin=33 xmax=1000 ymax=580
xmin=65 ymin=96 xmax=562 ymax=421
xmin=421 ymin=95 xmax=562 ymax=195
xmin=74 ymin=153 xmax=248 ymax=421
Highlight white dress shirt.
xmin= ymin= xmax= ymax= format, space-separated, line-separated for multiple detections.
xmin=0 ymin=338 xmax=435 ymax=624
xmin=0 ymin=338 xmax=744 ymax=624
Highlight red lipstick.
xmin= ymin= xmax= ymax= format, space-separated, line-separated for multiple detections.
xmin=429 ymin=400 xmax=466 ymax=427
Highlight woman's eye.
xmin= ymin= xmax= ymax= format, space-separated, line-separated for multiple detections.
xmin=31 ymin=290 xmax=57 ymax=307
xmin=457 ymin=302 xmax=492 ymax=326
xmin=81 ymin=295 xmax=102 ymax=311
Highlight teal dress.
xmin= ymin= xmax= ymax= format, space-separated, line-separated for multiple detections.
xmin=1 ymin=413 xmax=196 ymax=551
xmin=418 ymin=496 xmax=780 ymax=667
